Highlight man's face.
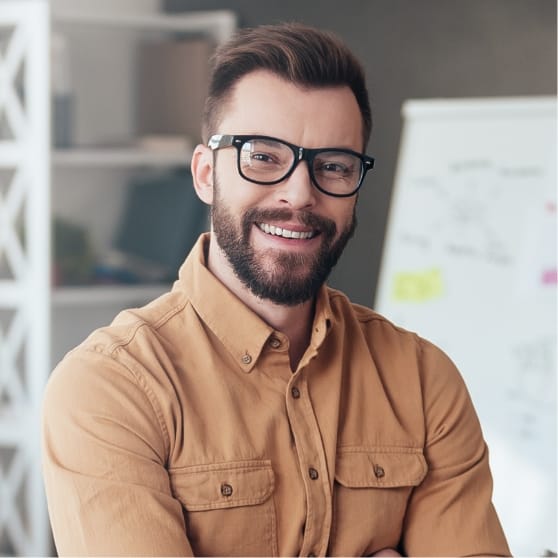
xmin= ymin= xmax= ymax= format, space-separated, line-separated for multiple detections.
xmin=209 ymin=70 xmax=364 ymax=306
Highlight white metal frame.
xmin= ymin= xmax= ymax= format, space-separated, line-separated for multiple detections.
xmin=0 ymin=1 xmax=50 ymax=555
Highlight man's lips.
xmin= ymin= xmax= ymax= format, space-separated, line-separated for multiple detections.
xmin=256 ymin=222 xmax=318 ymax=239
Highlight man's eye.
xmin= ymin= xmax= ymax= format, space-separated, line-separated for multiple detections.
xmin=251 ymin=152 xmax=277 ymax=163
xmin=317 ymin=161 xmax=351 ymax=175
xmin=326 ymin=162 xmax=347 ymax=172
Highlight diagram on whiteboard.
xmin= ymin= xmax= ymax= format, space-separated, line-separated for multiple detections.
xmin=391 ymin=160 xmax=555 ymax=301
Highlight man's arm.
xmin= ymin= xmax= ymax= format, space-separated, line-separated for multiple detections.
xmin=42 ymin=349 xmax=193 ymax=556
xmin=402 ymin=339 xmax=511 ymax=556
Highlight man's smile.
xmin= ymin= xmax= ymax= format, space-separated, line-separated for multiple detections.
xmin=256 ymin=222 xmax=318 ymax=239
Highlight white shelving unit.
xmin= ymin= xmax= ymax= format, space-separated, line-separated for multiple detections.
xmin=0 ymin=1 xmax=236 ymax=555
xmin=49 ymin=4 xmax=236 ymax=369
xmin=0 ymin=3 xmax=50 ymax=555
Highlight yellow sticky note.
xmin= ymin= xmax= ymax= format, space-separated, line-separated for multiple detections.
xmin=392 ymin=268 xmax=444 ymax=302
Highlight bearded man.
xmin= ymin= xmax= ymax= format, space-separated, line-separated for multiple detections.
xmin=42 ymin=22 xmax=510 ymax=557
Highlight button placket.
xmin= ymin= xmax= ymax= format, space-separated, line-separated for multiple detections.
xmin=285 ymin=372 xmax=332 ymax=557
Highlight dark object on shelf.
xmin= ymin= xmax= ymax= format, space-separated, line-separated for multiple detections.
xmin=53 ymin=218 xmax=95 ymax=285
xmin=52 ymin=94 xmax=74 ymax=148
xmin=113 ymin=170 xmax=208 ymax=282
xmin=51 ymin=33 xmax=74 ymax=148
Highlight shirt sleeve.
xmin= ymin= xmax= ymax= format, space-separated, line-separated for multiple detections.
xmin=41 ymin=348 xmax=193 ymax=557
xmin=401 ymin=338 xmax=511 ymax=557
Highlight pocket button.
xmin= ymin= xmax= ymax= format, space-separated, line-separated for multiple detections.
xmin=221 ymin=483 xmax=234 ymax=497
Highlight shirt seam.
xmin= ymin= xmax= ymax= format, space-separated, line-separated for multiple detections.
xmin=416 ymin=336 xmax=429 ymax=452
xmin=328 ymin=291 xmax=413 ymax=334
xmin=336 ymin=445 xmax=424 ymax=453
xmin=113 ymin=348 xmax=172 ymax=460
xmin=102 ymin=300 xmax=188 ymax=354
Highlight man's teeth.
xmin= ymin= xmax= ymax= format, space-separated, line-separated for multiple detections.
xmin=258 ymin=223 xmax=315 ymax=239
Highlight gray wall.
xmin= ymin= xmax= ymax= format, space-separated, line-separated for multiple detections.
xmin=166 ymin=0 xmax=556 ymax=306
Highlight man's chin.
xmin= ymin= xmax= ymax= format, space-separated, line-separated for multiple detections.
xmin=246 ymin=260 xmax=326 ymax=306
xmin=252 ymin=281 xmax=317 ymax=307
xmin=261 ymin=245 xmax=320 ymax=268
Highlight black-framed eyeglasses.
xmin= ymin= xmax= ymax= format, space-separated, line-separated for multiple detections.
xmin=208 ymin=134 xmax=375 ymax=198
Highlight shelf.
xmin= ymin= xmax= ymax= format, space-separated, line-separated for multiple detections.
xmin=52 ymin=283 xmax=170 ymax=307
xmin=52 ymin=146 xmax=193 ymax=168
xmin=52 ymin=9 xmax=237 ymax=43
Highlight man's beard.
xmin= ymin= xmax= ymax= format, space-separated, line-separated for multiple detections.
xmin=211 ymin=180 xmax=356 ymax=306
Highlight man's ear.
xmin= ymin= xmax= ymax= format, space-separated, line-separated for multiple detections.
xmin=191 ymin=144 xmax=214 ymax=205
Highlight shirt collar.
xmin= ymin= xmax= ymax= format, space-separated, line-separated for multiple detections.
xmin=174 ymin=233 xmax=334 ymax=370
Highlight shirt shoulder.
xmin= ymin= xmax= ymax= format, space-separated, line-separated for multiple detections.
xmin=327 ymin=286 xmax=420 ymax=342
xmin=73 ymin=289 xmax=189 ymax=358
xmin=326 ymin=286 xmax=465 ymax=394
xmin=49 ymin=287 xmax=195 ymax=425
xmin=45 ymin=289 xmax=195 ymax=462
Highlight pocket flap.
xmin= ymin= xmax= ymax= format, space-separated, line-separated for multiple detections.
xmin=335 ymin=447 xmax=427 ymax=488
xmin=169 ymin=459 xmax=274 ymax=511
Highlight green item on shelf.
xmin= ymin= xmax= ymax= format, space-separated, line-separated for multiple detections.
xmin=53 ymin=218 xmax=95 ymax=285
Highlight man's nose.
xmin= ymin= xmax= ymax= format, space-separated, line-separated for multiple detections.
xmin=274 ymin=161 xmax=317 ymax=209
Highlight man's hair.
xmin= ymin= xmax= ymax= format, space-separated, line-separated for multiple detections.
xmin=202 ymin=22 xmax=372 ymax=148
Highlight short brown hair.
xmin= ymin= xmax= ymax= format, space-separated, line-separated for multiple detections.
xmin=202 ymin=22 xmax=372 ymax=148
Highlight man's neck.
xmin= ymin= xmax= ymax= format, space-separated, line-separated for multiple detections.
xmin=206 ymin=237 xmax=315 ymax=371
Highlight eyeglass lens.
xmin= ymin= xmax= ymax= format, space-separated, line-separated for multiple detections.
xmin=239 ymin=138 xmax=362 ymax=196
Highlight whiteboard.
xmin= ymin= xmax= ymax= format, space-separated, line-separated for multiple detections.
xmin=375 ymin=97 xmax=556 ymax=556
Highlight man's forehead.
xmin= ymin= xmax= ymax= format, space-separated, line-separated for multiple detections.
xmin=229 ymin=69 xmax=350 ymax=101
xmin=217 ymin=70 xmax=363 ymax=148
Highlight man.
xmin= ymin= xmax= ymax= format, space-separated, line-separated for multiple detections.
xmin=42 ymin=23 xmax=510 ymax=556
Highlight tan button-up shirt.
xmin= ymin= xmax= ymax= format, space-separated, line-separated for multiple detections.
xmin=42 ymin=234 xmax=510 ymax=556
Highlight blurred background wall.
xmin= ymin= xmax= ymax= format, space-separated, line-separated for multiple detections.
xmin=165 ymin=0 xmax=556 ymax=306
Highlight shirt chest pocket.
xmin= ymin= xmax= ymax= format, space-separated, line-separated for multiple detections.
xmin=329 ymin=448 xmax=427 ymax=556
xmin=169 ymin=460 xmax=277 ymax=557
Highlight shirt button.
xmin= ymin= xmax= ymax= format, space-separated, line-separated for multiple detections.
xmin=221 ymin=483 xmax=233 ymax=497
xmin=241 ymin=353 xmax=252 ymax=365
xmin=269 ymin=337 xmax=281 ymax=349
xmin=291 ymin=386 xmax=301 ymax=399
xmin=373 ymin=464 xmax=385 ymax=478
xmin=308 ymin=467 xmax=319 ymax=480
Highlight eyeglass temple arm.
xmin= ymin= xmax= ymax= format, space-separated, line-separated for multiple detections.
xmin=208 ymin=134 xmax=235 ymax=150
